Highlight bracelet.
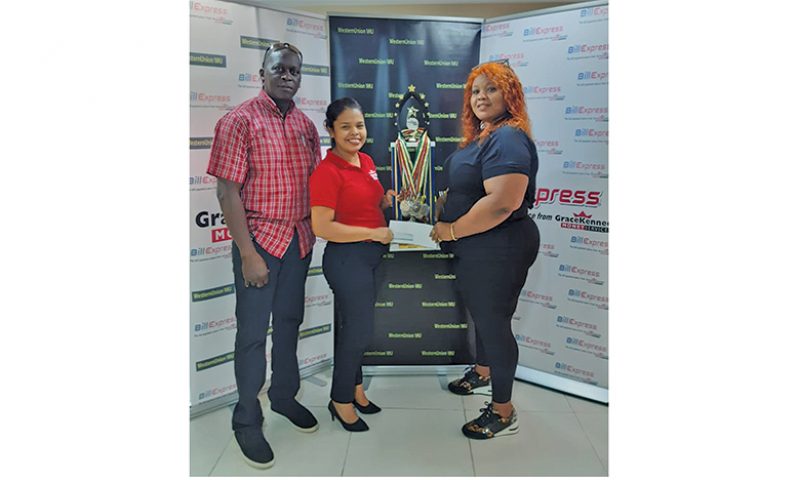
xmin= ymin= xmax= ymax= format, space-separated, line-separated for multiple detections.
xmin=450 ymin=222 xmax=458 ymax=241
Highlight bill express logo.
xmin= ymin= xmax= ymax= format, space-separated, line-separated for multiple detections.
xmin=556 ymin=314 xmax=601 ymax=338
xmin=564 ymin=105 xmax=609 ymax=122
xmin=567 ymin=43 xmax=609 ymax=60
xmin=524 ymin=85 xmax=564 ymax=101
xmin=190 ymin=244 xmax=233 ymax=262
xmin=535 ymin=139 xmax=563 ymax=155
xmin=488 ymin=53 xmax=528 ymax=68
xmin=193 ymin=316 xmax=236 ymax=336
xmin=197 ymin=383 xmax=236 ymax=401
xmin=295 ymin=96 xmax=327 ymax=113
xmin=190 ymin=91 xmax=232 ymax=109
xmin=195 ymin=210 xmax=231 ymax=243
xmin=565 ymin=336 xmax=608 ymax=359
xmin=577 ymin=71 xmax=609 ymax=86
xmin=519 ymin=289 xmax=557 ymax=309
xmin=534 ymin=188 xmax=602 ymax=208
xmin=580 ymin=6 xmax=609 ymax=23
xmin=482 ymin=22 xmax=512 ymax=38
xmin=190 ymin=2 xmax=232 ymax=25
xmin=515 ymin=334 xmax=554 ymax=355
xmin=523 ymin=25 xmax=567 ymax=41
xmin=539 ymin=242 xmax=559 ymax=258
xmin=562 ymin=161 xmax=607 ymax=178
xmin=554 ymin=361 xmax=597 ymax=384
xmin=558 ymin=263 xmax=604 ymax=285
xmin=567 ymin=288 xmax=609 ymax=310
xmin=570 ymin=235 xmax=609 ymax=255
xmin=286 ymin=17 xmax=326 ymax=38
xmin=238 ymin=72 xmax=261 ymax=89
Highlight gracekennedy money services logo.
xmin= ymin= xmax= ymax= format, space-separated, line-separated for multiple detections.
xmin=523 ymin=24 xmax=567 ymax=42
xmin=565 ymin=336 xmax=608 ymax=359
xmin=567 ymin=43 xmax=609 ymax=61
xmin=286 ymin=17 xmax=326 ymax=38
xmin=519 ymin=289 xmax=557 ymax=309
xmin=190 ymin=1 xmax=233 ymax=25
xmin=482 ymin=22 xmax=513 ymax=38
xmin=195 ymin=210 xmax=230 ymax=243
xmin=558 ymin=263 xmax=605 ymax=285
xmin=535 ymin=139 xmax=563 ymax=155
xmin=555 ymin=211 xmax=609 ymax=234
xmin=554 ymin=361 xmax=598 ymax=385
xmin=524 ymin=85 xmax=564 ymax=101
xmin=534 ymin=187 xmax=602 ymax=208
xmin=555 ymin=314 xmax=602 ymax=338
xmin=515 ymin=333 xmax=555 ymax=355
xmin=564 ymin=105 xmax=608 ymax=122
xmin=569 ymin=235 xmax=609 ymax=255
xmin=567 ymin=288 xmax=609 ymax=310
xmin=562 ymin=160 xmax=608 ymax=179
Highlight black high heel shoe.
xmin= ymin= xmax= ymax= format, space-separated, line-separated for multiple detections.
xmin=354 ymin=399 xmax=382 ymax=414
xmin=328 ymin=401 xmax=369 ymax=432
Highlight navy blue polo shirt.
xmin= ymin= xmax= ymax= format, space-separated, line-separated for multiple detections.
xmin=440 ymin=125 xmax=538 ymax=227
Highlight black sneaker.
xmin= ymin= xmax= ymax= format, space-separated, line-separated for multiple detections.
xmin=234 ymin=428 xmax=275 ymax=469
xmin=462 ymin=402 xmax=519 ymax=440
xmin=448 ymin=366 xmax=492 ymax=395
xmin=270 ymin=399 xmax=319 ymax=432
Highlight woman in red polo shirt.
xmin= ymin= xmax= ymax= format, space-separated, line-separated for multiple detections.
xmin=309 ymin=97 xmax=394 ymax=432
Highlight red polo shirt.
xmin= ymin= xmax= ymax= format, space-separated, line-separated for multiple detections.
xmin=309 ymin=151 xmax=386 ymax=228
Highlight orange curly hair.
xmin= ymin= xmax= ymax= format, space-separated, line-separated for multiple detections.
xmin=459 ymin=61 xmax=532 ymax=148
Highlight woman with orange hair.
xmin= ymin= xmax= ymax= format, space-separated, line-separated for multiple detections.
xmin=430 ymin=59 xmax=540 ymax=440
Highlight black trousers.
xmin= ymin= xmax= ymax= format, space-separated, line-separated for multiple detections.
xmin=322 ymin=241 xmax=387 ymax=403
xmin=451 ymin=217 xmax=540 ymax=403
xmin=230 ymin=233 xmax=311 ymax=432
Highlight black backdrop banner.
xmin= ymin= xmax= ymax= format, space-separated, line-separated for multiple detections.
xmin=329 ymin=15 xmax=481 ymax=365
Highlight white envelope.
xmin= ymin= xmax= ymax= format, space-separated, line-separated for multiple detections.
xmin=388 ymin=220 xmax=440 ymax=251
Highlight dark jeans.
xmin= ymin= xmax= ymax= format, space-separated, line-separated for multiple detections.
xmin=322 ymin=241 xmax=387 ymax=403
xmin=452 ymin=218 xmax=540 ymax=403
xmin=231 ymin=232 xmax=311 ymax=432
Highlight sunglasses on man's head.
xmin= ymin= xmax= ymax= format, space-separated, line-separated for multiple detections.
xmin=264 ymin=42 xmax=303 ymax=61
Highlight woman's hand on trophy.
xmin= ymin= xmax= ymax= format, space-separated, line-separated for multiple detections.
xmin=372 ymin=227 xmax=394 ymax=245
xmin=381 ymin=189 xmax=397 ymax=210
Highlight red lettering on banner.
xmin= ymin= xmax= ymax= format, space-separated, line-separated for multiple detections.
xmin=211 ymin=228 xmax=232 ymax=243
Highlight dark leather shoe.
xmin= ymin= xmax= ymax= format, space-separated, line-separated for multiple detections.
xmin=328 ymin=401 xmax=369 ymax=432
xmin=354 ymin=399 xmax=382 ymax=414
xmin=234 ymin=428 xmax=275 ymax=469
xmin=270 ymin=399 xmax=319 ymax=432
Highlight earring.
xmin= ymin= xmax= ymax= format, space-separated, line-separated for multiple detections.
xmin=479 ymin=121 xmax=485 ymax=130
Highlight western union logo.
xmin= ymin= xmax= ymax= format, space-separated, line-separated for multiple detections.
xmin=388 ymin=332 xmax=422 ymax=339
xmin=299 ymin=323 xmax=332 ymax=339
xmin=375 ymin=165 xmax=392 ymax=172
xmin=423 ymin=253 xmax=454 ymax=259
xmin=424 ymin=60 xmax=459 ymax=67
xmin=388 ymin=283 xmax=422 ymax=289
xmin=434 ymin=137 xmax=465 ymax=143
xmin=190 ymin=52 xmax=227 ymax=68
xmin=421 ymin=301 xmax=456 ymax=307
xmin=337 ymin=27 xmax=375 ymax=35
xmin=192 ymin=284 xmax=235 ymax=302
xmin=190 ymin=137 xmax=213 ymax=149
xmin=437 ymin=82 xmax=465 ymax=89
xmin=359 ymin=57 xmax=394 ymax=65
xmin=434 ymin=274 xmax=456 ymax=280
xmin=429 ymin=113 xmax=457 ymax=119
xmin=364 ymin=112 xmax=393 ymax=118
xmin=196 ymin=351 xmax=234 ymax=371
xmin=302 ymin=64 xmax=330 ymax=76
xmin=389 ymin=38 xmax=425 ymax=45
xmin=434 ymin=323 xmax=468 ymax=329
xmin=338 ymin=82 xmax=374 ymax=89
xmin=308 ymin=266 xmax=323 ymax=276
xmin=364 ymin=350 xmax=394 ymax=356
xmin=240 ymin=36 xmax=277 ymax=50
xmin=374 ymin=301 xmax=394 ymax=308
xmin=421 ymin=350 xmax=455 ymax=356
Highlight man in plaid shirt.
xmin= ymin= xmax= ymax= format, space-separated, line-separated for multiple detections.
xmin=207 ymin=42 xmax=321 ymax=469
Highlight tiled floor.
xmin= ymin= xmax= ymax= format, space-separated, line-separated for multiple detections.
xmin=190 ymin=368 xmax=608 ymax=476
